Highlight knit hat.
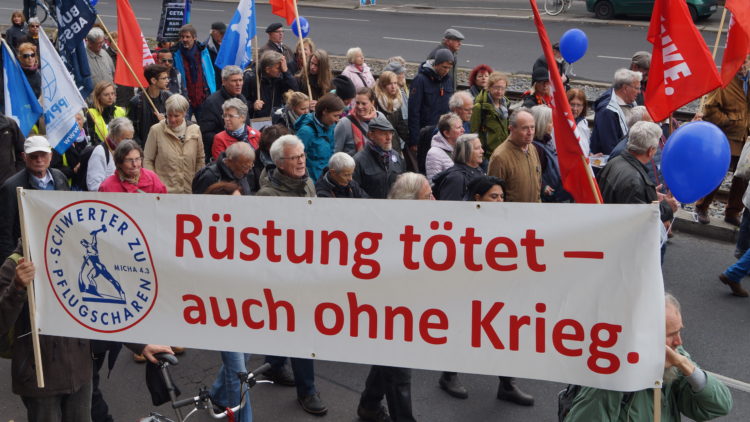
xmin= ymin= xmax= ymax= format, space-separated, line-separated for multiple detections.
xmin=384 ymin=61 xmax=405 ymax=75
xmin=433 ymin=48 xmax=454 ymax=65
xmin=332 ymin=75 xmax=356 ymax=101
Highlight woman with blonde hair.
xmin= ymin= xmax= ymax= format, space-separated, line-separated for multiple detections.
xmin=86 ymin=81 xmax=127 ymax=144
xmin=144 ymin=94 xmax=205 ymax=193
xmin=273 ymin=90 xmax=310 ymax=134
xmin=294 ymin=38 xmax=316 ymax=74
xmin=374 ymin=70 xmax=408 ymax=156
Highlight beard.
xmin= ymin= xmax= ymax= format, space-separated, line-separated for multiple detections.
xmin=662 ymin=366 xmax=680 ymax=385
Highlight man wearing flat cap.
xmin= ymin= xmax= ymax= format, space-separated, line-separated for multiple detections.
xmin=206 ymin=22 xmax=227 ymax=86
xmin=0 ymin=136 xmax=69 ymax=261
xmin=259 ymin=23 xmax=298 ymax=75
xmin=428 ymin=28 xmax=464 ymax=91
xmin=353 ymin=115 xmax=405 ymax=199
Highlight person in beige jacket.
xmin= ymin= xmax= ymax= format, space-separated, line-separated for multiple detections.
xmin=144 ymin=94 xmax=205 ymax=193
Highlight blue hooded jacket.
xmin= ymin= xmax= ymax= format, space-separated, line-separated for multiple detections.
xmin=295 ymin=112 xmax=336 ymax=182
xmin=407 ymin=60 xmax=454 ymax=147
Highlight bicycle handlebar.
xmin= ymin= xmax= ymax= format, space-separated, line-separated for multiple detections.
xmin=203 ymin=363 xmax=273 ymax=418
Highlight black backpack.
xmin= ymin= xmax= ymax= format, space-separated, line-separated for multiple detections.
xmin=74 ymin=144 xmax=110 ymax=191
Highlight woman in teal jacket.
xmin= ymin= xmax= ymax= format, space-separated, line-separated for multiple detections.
xmin=294 ymin=93 xmax=345 ymax=182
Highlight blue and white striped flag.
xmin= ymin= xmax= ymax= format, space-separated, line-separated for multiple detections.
xmin=215 ymin=0 xmax=256 ymax=69
xmin=39 ymin=29 xmax=87 ymax=154
xmin=2 ymin=42 xmax=42 ymax=136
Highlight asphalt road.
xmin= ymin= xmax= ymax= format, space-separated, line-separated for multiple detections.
xmin=1 ymin=232 xmax=748 ymax=421
xmin=0 ymin=0 xmax=725 ymax=83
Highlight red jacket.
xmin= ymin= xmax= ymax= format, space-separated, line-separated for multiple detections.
xmin=98 ymin=168 xmax=167 ymax=193
xmin=212 ymin=126 xmax=260 ymax=161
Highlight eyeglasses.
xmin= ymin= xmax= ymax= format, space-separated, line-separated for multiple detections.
xmin=21 ymin=53 xmax=36 ymax=59
xmin=281 ymin=153 xmax=305 ymax=161
xmin=222 ymin=113 xmax=241 ymax=119
xmin=160 ymin=59 xmax=174 ymax=64
xmin=123 ymin=157 xmax=142 ymax=165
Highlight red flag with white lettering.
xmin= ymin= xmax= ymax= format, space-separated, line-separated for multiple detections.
xmin=721 ymin=0 xmax=750 ymax=86
xmin=528 ymin=1 xmax=602 ymax=204
xmin=269 ymin=0 xmax=297 ymax=25
xmin=645 ymin=0 xmax=721 ymax=122
xmin=115 ymin=0 xmax=152 ymax=87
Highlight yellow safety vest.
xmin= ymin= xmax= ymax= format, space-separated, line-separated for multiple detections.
xmin=88 ymin=106 xmax=126 ymax=144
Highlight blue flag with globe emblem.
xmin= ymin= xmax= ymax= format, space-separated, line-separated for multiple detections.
xmin=39 ymin=29 xmax=87 ymax=154
xmin=215 ymin=0 xmax=256 ymax=69
xmin=2 ymin=41 xmax=43 ymax=137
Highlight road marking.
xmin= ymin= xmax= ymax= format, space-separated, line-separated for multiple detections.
xmin=192 ymin=8 xmax=226 ymax=12
xmin=597 ymin=55 xmax=631 ymax=60
xmin=453 ymin=25 xmax=536 ymax=34
xmin=382 ymin=37 xmax=484 ymax=47
xmin=99 ymin=14 xmax=152 ymax=21
xmin=305 ymin=15 xmax=369 ymax=22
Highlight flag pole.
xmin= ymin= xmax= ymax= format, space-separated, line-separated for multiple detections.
xmin=580 ymin=155 xmax=601 ymax=204
xmin=292 ymin=0 xmax=313 ymax=99
xmin=15 ymin=187 xmax=45 ymax=388
xmin=653 ymin=386 xmax=662 ymax=422
xmin=698 ymin=7 xmax=728 ymax=113
xmin=253 ymin=35 xmax=260 ymax=105
xmin=96 ymin=15 xmax=160 ymax=118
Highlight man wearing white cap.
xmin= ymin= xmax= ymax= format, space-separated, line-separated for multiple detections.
xmin=427 ymin=28 xmax=464 ymax=91
xmin=0 ymin=136 xmax=69 ymax=261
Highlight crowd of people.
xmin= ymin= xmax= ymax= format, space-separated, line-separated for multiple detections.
xmin=0 ymin=10 xmax=745 ymax=422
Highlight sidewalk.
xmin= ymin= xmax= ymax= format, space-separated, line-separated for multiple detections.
xmin=250 ymin=0 xmax=727 ymax=32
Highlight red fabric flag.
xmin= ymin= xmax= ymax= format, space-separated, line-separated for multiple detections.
xmin=114 ymin=0 xmax=150 ymax=87
xmin=528 ymin=1 xmax=602 ymax=204
xmin=645 ymin=0 xmax=721 ymax=122
xmin=721 ymin=0 xmax=750 ymax=86
xmin=270 ymin=0 xmax=297 ymax=25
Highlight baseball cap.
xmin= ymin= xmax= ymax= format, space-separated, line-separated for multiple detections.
xmin=24 ymin=136 xmax=52 ymax=154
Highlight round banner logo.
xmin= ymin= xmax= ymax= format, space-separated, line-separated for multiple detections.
xmin=44 ymin=200 xmax=158 ymax=333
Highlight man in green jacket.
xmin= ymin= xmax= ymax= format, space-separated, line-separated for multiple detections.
xmin=565 ymin=294 xmax=732 ymax=421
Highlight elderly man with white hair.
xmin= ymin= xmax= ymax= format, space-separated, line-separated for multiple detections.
xmin=316 ymin=152 xmax=368 ymax=198
xmin=590 ymin=68 xmax=642 ymax=155
xmin=597 ymin=120 xmax=663 ymax=205
xmin=192 ymin=142 xmax=257 ymax=195
xmin=449 ymin=90 xmax=474 ymax=133
xmin=256 ymin=134 xmax=315 ymax=197
xmin=85 ymin=27 xmax=115 ymax=87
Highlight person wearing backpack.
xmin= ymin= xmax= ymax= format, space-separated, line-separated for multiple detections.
xmin=334 ymin=87 xmax=382 ymax=157
xmin=431 ymin=134 xmax=484 ymax=201
xmin=563 ymin=294 xmax=732 ymax=422
xmin=85 ymin=117 xmax=134 ymax=192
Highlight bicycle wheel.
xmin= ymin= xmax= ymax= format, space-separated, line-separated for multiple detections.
xmin=544 ymin=0 xmax=565 ymax=16
xmin=34 ymin=0 xmax=48 ymax=24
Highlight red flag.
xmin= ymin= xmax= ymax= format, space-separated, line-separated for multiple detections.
xmin=721 ymin=0 xmax=750 ymax=86
xmin=528 ymin=1 xmax=602 ymax=204
xmin=645 ymin=0 xmax=721 ymax=122
xmin=270 ymin=0 xmax=297 ymax=25
xmin=114 ymin=0 xmax=150 ymax=87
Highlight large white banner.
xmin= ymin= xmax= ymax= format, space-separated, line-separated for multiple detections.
xmin=21 ymin=191 xmax=665 ymax=391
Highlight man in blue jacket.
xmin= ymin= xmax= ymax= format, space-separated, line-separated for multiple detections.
xmin=408 ymin=49 xmax=454 ymax=169
xmin=172 ymin=24 xmax=217 ymax=120
xmin=590 ymin=68 xmax=641 ymax=155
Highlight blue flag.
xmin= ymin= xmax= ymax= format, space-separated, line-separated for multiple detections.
xmin=54 ymin=0 xmax=97 ymax=55
xmin=3 ymin=43 xmax=43 ymax=136
xmin=215 ymin=0 xmax=256 ymax=69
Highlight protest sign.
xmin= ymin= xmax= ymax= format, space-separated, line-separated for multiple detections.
xmin=21 ymin=191 xmax=665 ymax=391
xmin=157 ymin=0 xmax=188 ymax=42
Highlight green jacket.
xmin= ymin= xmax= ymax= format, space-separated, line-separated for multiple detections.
xmin=470 ymin=89 xmax=509 ymax=159
xmin=565 ymin=347 xmax=732 ymax=422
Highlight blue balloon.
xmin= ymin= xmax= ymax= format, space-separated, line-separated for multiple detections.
xmin=559 ymin=29 xmax=588 ymax=63
xmin=661 ymin=121 xmax=730 ymax=204
xmin=291 ymin=17 xmax=310 ymax=38
xmin=90 ymin=0 xmax=98 ymax=6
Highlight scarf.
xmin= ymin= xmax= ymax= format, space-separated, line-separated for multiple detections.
xmin=179 ymin=43 xmax=207 ymax=106
xmin=228 ymin=125 xmax=248 ymax=143
xmin=170 ymin=120 xmax=187 ymax=140
xmin=118 ymin=169 xmax=140 ymax=185
xmin=369 ymin=142 xmax=392 ymax=168
xmin=494 ymin=96 xmax=509 ymax=120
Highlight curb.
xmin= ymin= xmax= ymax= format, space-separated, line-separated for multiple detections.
xmin=673 ymin=209 xmax=737 ymax=243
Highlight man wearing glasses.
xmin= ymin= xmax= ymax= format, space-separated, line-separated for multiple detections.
xmin=128 ymin=64 xmax=172 ymax=147
xmin=155 ymin=49 xmax=187 ymax=98
xmin=258 ymin=23 xmax=298 ymax=76
xmin=590 ymin=68 xmax=642 ymax=155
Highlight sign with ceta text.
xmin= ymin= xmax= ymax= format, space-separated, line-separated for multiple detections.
xmin=21 ymin=191 xmax=665 ymax=391
xmin=157 ymin=0 xmax=188 ymax=42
